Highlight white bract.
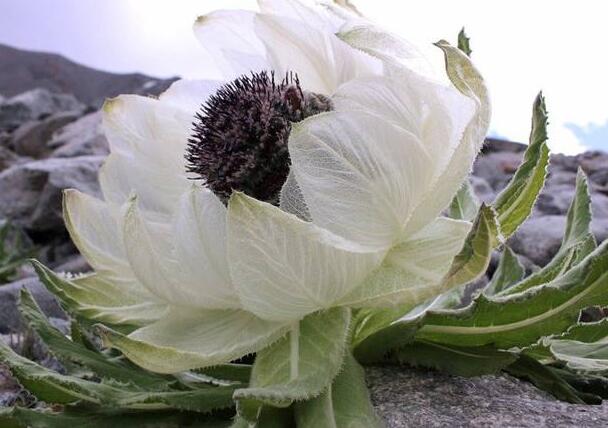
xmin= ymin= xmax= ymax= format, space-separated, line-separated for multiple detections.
xmin=61 ymin=0 xmax=490 ymax=373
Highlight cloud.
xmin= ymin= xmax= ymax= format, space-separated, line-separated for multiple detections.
xmin=566 ymin=122 xmax=608 ymax=152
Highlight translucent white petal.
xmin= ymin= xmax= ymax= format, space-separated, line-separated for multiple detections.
xmin=337 ymin=24 xmax=436 ymax=79
xmin=289 ymin=110 xmax=434 ymax=249
xmin=338 ymin=29 xmax=490 ymax=236
xmin=63 ymin=189 xmax=153 ymax=299
xmin=227 ymin=193 xmax=384 ymax=322
xmin=99 ymin=307 xmax=287 ymax=373
xmin=403 ymin=42 xmax=491 ymax=235
xmin=257 ymin=0 xmax=343 ymax=31
xmin=254 ymin=14 xmax=381 ymax=94
xmin=102 ymin=95 xmax=192 ymax=167
xmin=193 ymin=10 xmax=268 ymax=79
xmin=279 ymin=171 xmax=311 ymax=221
xmin=338 ymin=217 xmax=472 ymax=308
xmin=122 ymin=196 xmax=240 ymax=310
xmin=159 ymin=79 xmax=224 ymax=113
xmin=99 ymin=153 xmax=185 ymax=220
xmin=172 ymin=186 xmax=238 ymax=308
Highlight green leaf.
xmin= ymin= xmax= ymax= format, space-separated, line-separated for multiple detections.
xmin=0 ymin=407 xmax=232 ymax=428
xmin=457 ymin=27 xmax=472 ymax=56
xmin=31 ymin=260 xmax=164 ymax=328
xmin=448 ymin=180 xmax=480 ymax=221
xmin=389 ymin=341 xmax=517 ymax=377
xmin=549 ymin=366 xmax=608 ymax=400
xmin=484 ymin=246 xmax=525 ymax=296
xmin=415 ymin=239 xmax=608 ymax=348
xmin=502 ymin=169 xmax=595 ymax=295
xmin=0 ymin=339 xmax=236 ymax=412
xmin=493 ymin=92 xmax=550 ymax=239
xmin=234 ymin=308 xmax=350 ymax=423
xmin=295 ymin=352 xmax=382 ymax=428
xmin=18 ymin=288 xmax=172 ymax=390
xmin=504 ymin=354 xmax=589 ymax=404
xmin=549 ymin=339 xmax=608 ymax=373
xmin=441 ymin=204 xmax=499 ymax=291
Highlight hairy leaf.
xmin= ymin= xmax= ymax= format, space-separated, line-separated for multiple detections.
xmin=295 ymin=352 xmax=382 ymax=427
xmin=18 ymin=288 xmax=172 ymax=390
xmin=0 ymin=340 xmax=236 ymax=412
xmin=502 ymin=169 xmax=595 ymax=295
xmin=504 ymin=355 xmax=591 ymax=404
xmin=389 ymin=341 xmax=517 ymax=377
xmin=493 ymin=92 xmax=550 ymax=239
xmin=484 ymin=246 xmax=525 ymax=296
xmin=234 ymin=308 xmax=350 ymax=423
xmin=448 ymin=180 xmax=479 ymax=222
xmin=457 ymin=27 xmax=472 ymax=56
xmin=415 ymin=240 xmax=608 ymax=348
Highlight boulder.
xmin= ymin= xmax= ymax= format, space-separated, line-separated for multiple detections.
xmin=509 ymin=216 xmax=566 ymax=266
xmin=535 ymin=185 xmax=608 ymax=218
xmin=10 ymin=111 xmax=80 ymax=158
xmin=482 ymin=138 xmax=527 ymax=154
xmin=0 ymin=145 xmax=18 ymax=172
xmin=469 ymin=175 xmax=495 ymax=204
xmin=0 ymin=88 xmax=84 ymax=132
xmin=368 ymin=366 xmax=608 ymax=427
xmin=49 ymin=111 xmax=109 ymax=158
xmin=0 ymin=156 xmax=103 ymax=231
xmin=0 ymin=277 xmax=65 ymax=334
xmin=473 ymin=151 xmax=523 ymax=192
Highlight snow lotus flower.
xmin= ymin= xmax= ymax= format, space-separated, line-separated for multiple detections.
xmin=59 ymin=0 xmax=490 ymax=374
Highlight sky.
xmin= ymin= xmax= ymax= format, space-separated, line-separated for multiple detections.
xmin=1 ymin=0 xmax=607 ymax=155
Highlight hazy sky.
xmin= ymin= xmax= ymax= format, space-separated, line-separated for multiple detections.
xmin=1 ymin=0 xmax=607 ymax=154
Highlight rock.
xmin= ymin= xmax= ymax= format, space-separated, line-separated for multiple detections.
xmin=53 ymin=254 xmax=90 ymax=274
xmin=551 ymin=153 xmax=580 ymax=173
xmin=368 ymin=366 xmax=608 ymax=427
xmin=535 ymin=185 xmax=608 ymax=218
xmin=0 ymin=156 xmax=103 ymax=231
xmin=482 ymin=138 xmax=527 ymax=154
xmin=0 ymin=145 xmax=18 ymax=171
xmin=0 ymin=277 xmax=66 ymax=334
xmin=469 ymin=175 xmax=495 ymax=204
xmin=593 ymin=218 xmax=608 ymax=244
xmin=49 ymin=111 xmax=109 ymax=158
xmin=0 ymin=88 xmax=84 ymax=132
xmin=578 ymin=151 xmax=608 ymax=176
xmin=509 ymin=216 xmax=566 ymax=266
xmin=10 ymin=111 xmax=80 ymax=158
xmin=473 ymin=151 xmax=523 ymax=192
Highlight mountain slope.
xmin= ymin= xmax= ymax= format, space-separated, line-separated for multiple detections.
xmin=0 ymin=43 xmax=178 ymax=107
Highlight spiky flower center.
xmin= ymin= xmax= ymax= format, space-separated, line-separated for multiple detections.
xmin=186 ymin=71 xmax=332 ymax=204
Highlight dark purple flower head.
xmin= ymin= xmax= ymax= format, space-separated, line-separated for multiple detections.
xmin=186 ymin=71 xmax=332 ymax=204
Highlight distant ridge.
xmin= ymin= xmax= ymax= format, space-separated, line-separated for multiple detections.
xmin=0 ymin=43 xmax=178 ymax=107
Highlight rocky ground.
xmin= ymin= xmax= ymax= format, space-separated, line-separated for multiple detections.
xmin=1 ymin=45 xmax=608 ymax=427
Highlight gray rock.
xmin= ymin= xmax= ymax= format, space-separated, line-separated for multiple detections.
xmin=0 ymin=145 xmax=18 ymax=171
xmin=469 ymin=175 xmax=495 ymax=204
xmin=368 ymin=366 xmax=608 ymax=427
xmin=482 ymin=138 xmax=527 ymax=154
xmin=551 ymin=153 xmax=580 ymax=173
xmin=49 ymin=111 xmax=109 ymax=158
xmin=10 ymin=111 xmax=80 ymax=158
xmin=535 ymin=185 xmax=608 ymax=218
xmin=473 ymin=151 xmax=523 ymax=191
xmin=593 ymin=218 xmax=608 ymax=244
xmin=509 ymin=216 xmax=566 ymax=266
xmin=0 ymin=88 xmax=84 ymax=132
xmin=0 ymin=156 xmax=103 ymax=231
xmin=0 ymin=277 xmax=65 ymax=334
xmin=53 ymin=254 xmax=90 ymax=275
